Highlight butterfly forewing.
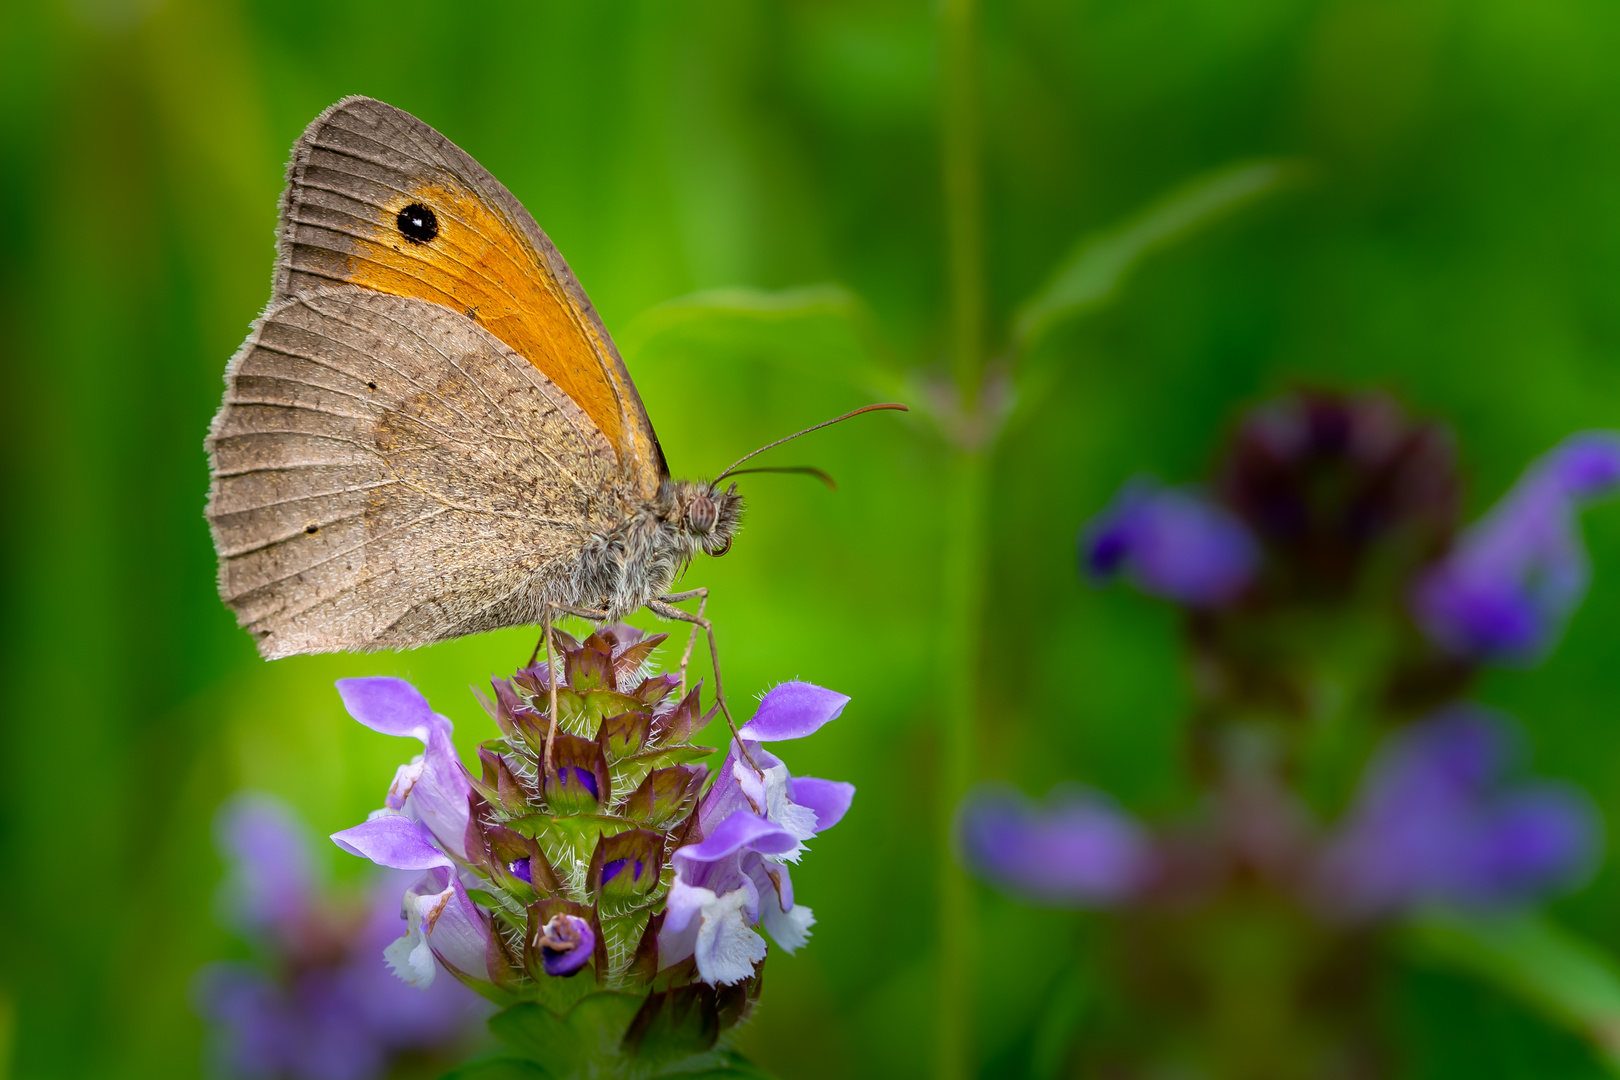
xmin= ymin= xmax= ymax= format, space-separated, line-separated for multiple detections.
xmin=273 ymin=95 xmax=667 ymax=496
xmin=207 ymin=286 xmax=621 ymax=658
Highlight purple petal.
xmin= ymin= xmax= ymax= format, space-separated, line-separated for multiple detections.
xmin=536 ymin=914 xmax=596 ymax=977
xmin=1550 ymin=431 xmax=1620 ymax=498
xmin=660 ymin=878 xmax=712 ymax=938
xmin=789 ymin=777 xmax=856 ymax=832
xmin=408 ymin=729 xmax=473 ymax=860
xmin=1411 ymin=572 xmax=1548 ymax=661
xmin=1455 ymin=787 xmax=1600 ymax=903
xmin=350 ymin=872 xmax=490 ymax=1042
xmin=956 ymin=785 xmax=1151 ymax=906
xmin=1412 ymin=431 xmax=1620 ymax=664
xmin=737 ymin=682 xmax=850 ymax=742
xmin=697 ymin=744 xmax=783 ymax=836
xmin=1316 ymin=707 xmax=1602 ymax=917
xmin=1080 ymin=479 xmax=1259 ymax=607
xmin=409 ymin=868 xmax=493 ymax=982
xmin=331 ymin=817 xmax=450 ymax=871
xmin=337 ymin=677 xmax=448 ymax=741
xmin=214 ymin=794 xmax=316 ymax=935
xmin=337 ymin=677 xmax=473 ymax=861
xmin=674 ymin=810 xmax=799 ymax=871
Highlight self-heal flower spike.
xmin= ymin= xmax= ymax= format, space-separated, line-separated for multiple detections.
xmin=331 ymin=627 xmax=855 ymax=1072
xmin=194 ymin=794 xmax=486 ymax=1080
xmin=1412 ymin=431 xmax=1620 ymax=663
xmin=1313 ymin=706 xmax=1599 ymax=919
xmin=956 ymin=784 xmax=1152 ymax=906
xmin=1082 ymin=478 xmax=1259 ymax=606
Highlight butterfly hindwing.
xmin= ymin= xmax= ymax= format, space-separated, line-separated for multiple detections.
xmin=272 ymin=95 xmax=667 ymax=498
xmin=207 ymin=286 xmax=620 ymax=658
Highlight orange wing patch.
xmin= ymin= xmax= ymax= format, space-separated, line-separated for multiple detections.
xmin=350 ymin=179 xmax=626 ymax=456
xmin=274 ymin=97 xmax=667 ymax=499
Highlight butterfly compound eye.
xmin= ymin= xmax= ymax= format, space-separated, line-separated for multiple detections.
xmin=688 ymin=495 xmax=719 ymax=534
xmin=396 ymin=203 xmax=439 ymax=244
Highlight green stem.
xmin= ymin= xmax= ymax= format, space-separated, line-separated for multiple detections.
xmin=936 ymin=449 xmax=989 ymax=1080
xmin=936 ymin=2 xmax=986 ymax=1077
xmin=941 ymin=0 xmax=985 ymax=396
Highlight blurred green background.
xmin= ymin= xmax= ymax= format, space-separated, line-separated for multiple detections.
xmin=6 ymin=0 xmax=1620 ymax=1077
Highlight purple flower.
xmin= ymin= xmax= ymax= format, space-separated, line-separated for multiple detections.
xmin=327 ymin=680 xmax=505 ymax=989
xmin=194 ymin=794 xmax=486 ymax=1080
xmin=337 ymin=678 xmax=473 ymax=860
xmin=1082 ymin=478 xmax=1260 ymax=606
xmin=535 ymin=914 xmax=596 ymax=977
xmin=214 ymin=793 xmax=316 ymax=939
xmin=1313 ymin=707 xmax=1600 ymax=920
xmin=330 ymin=809 xmax=495 ymax=989
xmin=955 ymin=785 xmax=1152 ymax=906
xmin=658 ymin=681 xmax=855 ymax=986
xmin=1412 ymin=431 xmax=1620 ymax=663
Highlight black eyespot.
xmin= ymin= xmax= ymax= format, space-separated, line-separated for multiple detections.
xmin=304 ymin=524 xmax=320 ymax=535
xmin=366 ymin=381 xmax=377 ymax=390
xmin=396 ymin=203 xmax=438 ymax=244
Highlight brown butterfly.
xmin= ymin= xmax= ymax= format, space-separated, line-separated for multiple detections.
xmin=205 ymin=97 xmax=901 ymax=741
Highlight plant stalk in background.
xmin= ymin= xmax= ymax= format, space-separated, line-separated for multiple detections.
xmin=934 ymin=0 xmax=988 ymax=1076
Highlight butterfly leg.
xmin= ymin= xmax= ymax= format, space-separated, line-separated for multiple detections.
xmin=649 ymin=593 xmax=763 ymax=778
xmin=539 ymin=607 xmax=559 ymax=775
xmin=655 ymin=586 xmax=709 ymax=698
xmin=537 ymin=603 xmax=610 ymax=777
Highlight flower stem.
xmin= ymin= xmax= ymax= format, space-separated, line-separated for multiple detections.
xmin=936 ymin=447 xmax=988 ymax=1080
xmin=942 ymin=0 xmax=985 ymax=398
xmin=937 ymin=0 xmax=987 ymax=1076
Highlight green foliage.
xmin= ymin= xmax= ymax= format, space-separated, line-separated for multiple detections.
xmin=1405 ymin=913 xmax=1620 ymax=1074
xmin=479 ymin=993 xmax=772 ymax=1080
xmin=1010 ymin=159 xmax=1307 ymax=357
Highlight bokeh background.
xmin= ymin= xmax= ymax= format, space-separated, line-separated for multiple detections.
xmin=7 ymin=1 xmax=1620 ymax=1077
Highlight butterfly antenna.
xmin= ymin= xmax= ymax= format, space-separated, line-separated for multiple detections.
xmin=715 ymin=403 xmax=908 ymax=483
xmin=721 ymin=465 xmax=838 ymax=490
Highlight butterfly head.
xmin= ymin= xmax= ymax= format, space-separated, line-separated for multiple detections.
xmin=671 ymin=480 xmax=744 ymax=558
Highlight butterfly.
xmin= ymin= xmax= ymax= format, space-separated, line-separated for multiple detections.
xmin=204 ymin=96 xmax=901 ymax=743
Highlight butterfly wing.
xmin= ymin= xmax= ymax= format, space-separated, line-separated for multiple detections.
xmin=272 ymin=95 xmax=667 ymax=498
xmin=207 ymin=285 xmax=620 ymax=658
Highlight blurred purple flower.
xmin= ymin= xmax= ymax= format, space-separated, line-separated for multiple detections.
xmin=195 ymin=794 xmax=487 ymax=1080
xmin=1082 ymin=478 xmax=1260 ymax=606
xmin=1412 ymin=431 xmax=1620 ymax=663
xmin=659 ymin=681 xmax=855 ymax=986
xmin=1313 ymin=707 xmax=1600 ymax=920
xmin=955 ymin=785 xmax=1153 ymax=906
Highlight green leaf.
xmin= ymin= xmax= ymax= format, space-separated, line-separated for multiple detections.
xmin=626 ymin=987 xmax=720 ymax=1068
xmin=487 ymin=993 xmax=648 ymax=1077
xmin=1011 ymin=159 xmax=1307 ymax=354
xmin=653 ymin=1047 xmax=776 ymax=1079
xmin=489 ymin=1004 xmax=582 ymax=1073
xmin=620 ymin=285 xmax=903 ymax=398
xmin=1402 ymin=910 xmax=1620 ymax=1073
xmin=1029 ymin=964 xmax=1091 ymax=1080
xmin=439 ymin=1057 xmax=554 ymax=1080
xmin=565 ymin=991 xmax=646 ymax=1060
